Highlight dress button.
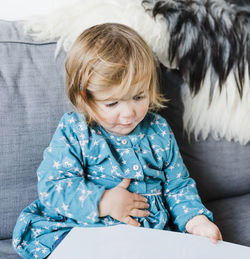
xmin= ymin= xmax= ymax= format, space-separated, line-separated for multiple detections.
xmin=133 ymin=164 xmax=139 ymax=171
xmin=121 ymin=139 xmax=127 ymax=144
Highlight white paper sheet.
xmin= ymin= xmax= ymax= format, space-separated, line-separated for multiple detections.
xmin=49 ymin=225 xmax=250 ymax=259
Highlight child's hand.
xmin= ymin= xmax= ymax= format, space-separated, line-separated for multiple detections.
xmin=185 ymin=215 xmax=223 ymax=244
xmin=98 ymin=178 xmax=150 ymax=226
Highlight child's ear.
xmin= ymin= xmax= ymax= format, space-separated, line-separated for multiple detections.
xmin=80 ymin=91 xmax=86 ymax=101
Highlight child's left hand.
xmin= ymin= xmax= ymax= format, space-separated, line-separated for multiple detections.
xmin=185 ymin=215 xmax=223 ymax=244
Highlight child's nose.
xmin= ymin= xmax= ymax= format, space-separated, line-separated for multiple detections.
xmin=120 ymin=103 xmax=135 ymax=118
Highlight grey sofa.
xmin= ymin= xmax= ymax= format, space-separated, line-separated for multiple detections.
xmin=0 ymin=20 xmax=249 ymax=259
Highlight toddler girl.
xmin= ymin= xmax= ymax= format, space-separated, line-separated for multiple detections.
xmin=13 ymin=23 xmax=222 ymax=259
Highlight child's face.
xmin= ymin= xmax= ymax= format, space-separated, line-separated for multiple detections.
xmin=93 ymin=86 xmax=149 ymax=136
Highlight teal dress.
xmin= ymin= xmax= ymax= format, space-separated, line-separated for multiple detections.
xmin=13 ymin=112 xmax=212 ymax=258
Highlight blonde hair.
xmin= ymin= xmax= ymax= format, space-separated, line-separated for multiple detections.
xmin=65 ymin=23 xmax=165 ymax=124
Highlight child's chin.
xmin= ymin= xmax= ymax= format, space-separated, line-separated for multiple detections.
xmin=112 ymin=126 xmax=135 ymax=136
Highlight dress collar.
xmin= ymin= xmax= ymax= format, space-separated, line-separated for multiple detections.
xmin=96 ymin=122 xmax=143 ymax=147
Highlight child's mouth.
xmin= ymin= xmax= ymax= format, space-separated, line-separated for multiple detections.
xmin=120 ymin=123 xmax=133 ymax=127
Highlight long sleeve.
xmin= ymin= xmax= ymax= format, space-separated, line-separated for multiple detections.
xmin=162 ymin=125 xmax=213 ymax=232
xmin=37 ymin=113 xmax=105 ymax=224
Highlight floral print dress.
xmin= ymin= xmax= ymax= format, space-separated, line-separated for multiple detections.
xmin=13 ymin=111 xmax=212 ymax=258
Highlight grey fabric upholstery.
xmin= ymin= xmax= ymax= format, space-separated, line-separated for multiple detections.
xmin=206 ymin=193 xmax=250 ymax=247
xmin=0 ymin=239 xmax=20 ymax=259
xmin=0 ymin=19 xmax=249 ymax=258
xmin=0 ymin=20 xmax=71 ymax=257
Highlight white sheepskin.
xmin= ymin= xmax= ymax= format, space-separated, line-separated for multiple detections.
xmin=24 ymin=0 xmax=170 ymax=62
xmin=24 ymin=0 xmax=250 ymax=145
xmin=182 ymin=65 xmax=250 ymax=145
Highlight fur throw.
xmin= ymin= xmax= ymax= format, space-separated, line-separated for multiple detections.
xmin=24 ymin=0 xmax=168 ymax=58
xmin=143 ymin=0 xmax=250 ymax=144
xmin=25 ymin=0 xmax=250 ymax=144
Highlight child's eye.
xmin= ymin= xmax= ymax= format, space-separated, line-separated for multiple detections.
xmin=134 ymin=95 xmax=145 ymax=101
xmin=105 ymin=101 xmax=118 ymax=107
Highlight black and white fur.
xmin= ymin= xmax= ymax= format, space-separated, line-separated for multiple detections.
xmin=143 ymin=0 xmax=250 ymax=144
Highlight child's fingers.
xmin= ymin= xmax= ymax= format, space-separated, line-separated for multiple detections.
xmin=210 ymin=236 xmax=218 ymax=244
xmin=209 ymin=230 xmax=223 ymax=244
xmin=130 ymin=208 xmax=150 ymax=218
xmin=132 ymin=193 xmax=148 ymax=203
xmin=122 ymin=216 xmax=140 ymax=227
xmin=216 ymin=231 xmax=223 ymax=242
xmin=117 ymin=178 xmax=131 ymax=189
xmin=134 ymin=201 xmax=150 ymax=209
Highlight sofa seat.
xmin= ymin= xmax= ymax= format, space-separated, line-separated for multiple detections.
xmin=0 ymin=239 xmax=20 ymax=259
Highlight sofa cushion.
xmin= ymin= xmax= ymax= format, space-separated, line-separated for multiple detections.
xmin=205 ymin=193 xmax=250 ymax=246
xmin=0 ymin=20 xmax=71 ymax=239
xmin=159 ymin=66 xmax=250 ymax=202
xmin=0 ymin=239 xmax=20 ymax=259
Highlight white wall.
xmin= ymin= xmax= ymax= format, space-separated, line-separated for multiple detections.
xmin=0 ymin=0 xmax=73 ymax=20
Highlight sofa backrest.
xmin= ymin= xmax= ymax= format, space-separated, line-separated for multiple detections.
xmin=0 ymin=20 xmax=71 ymax=239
